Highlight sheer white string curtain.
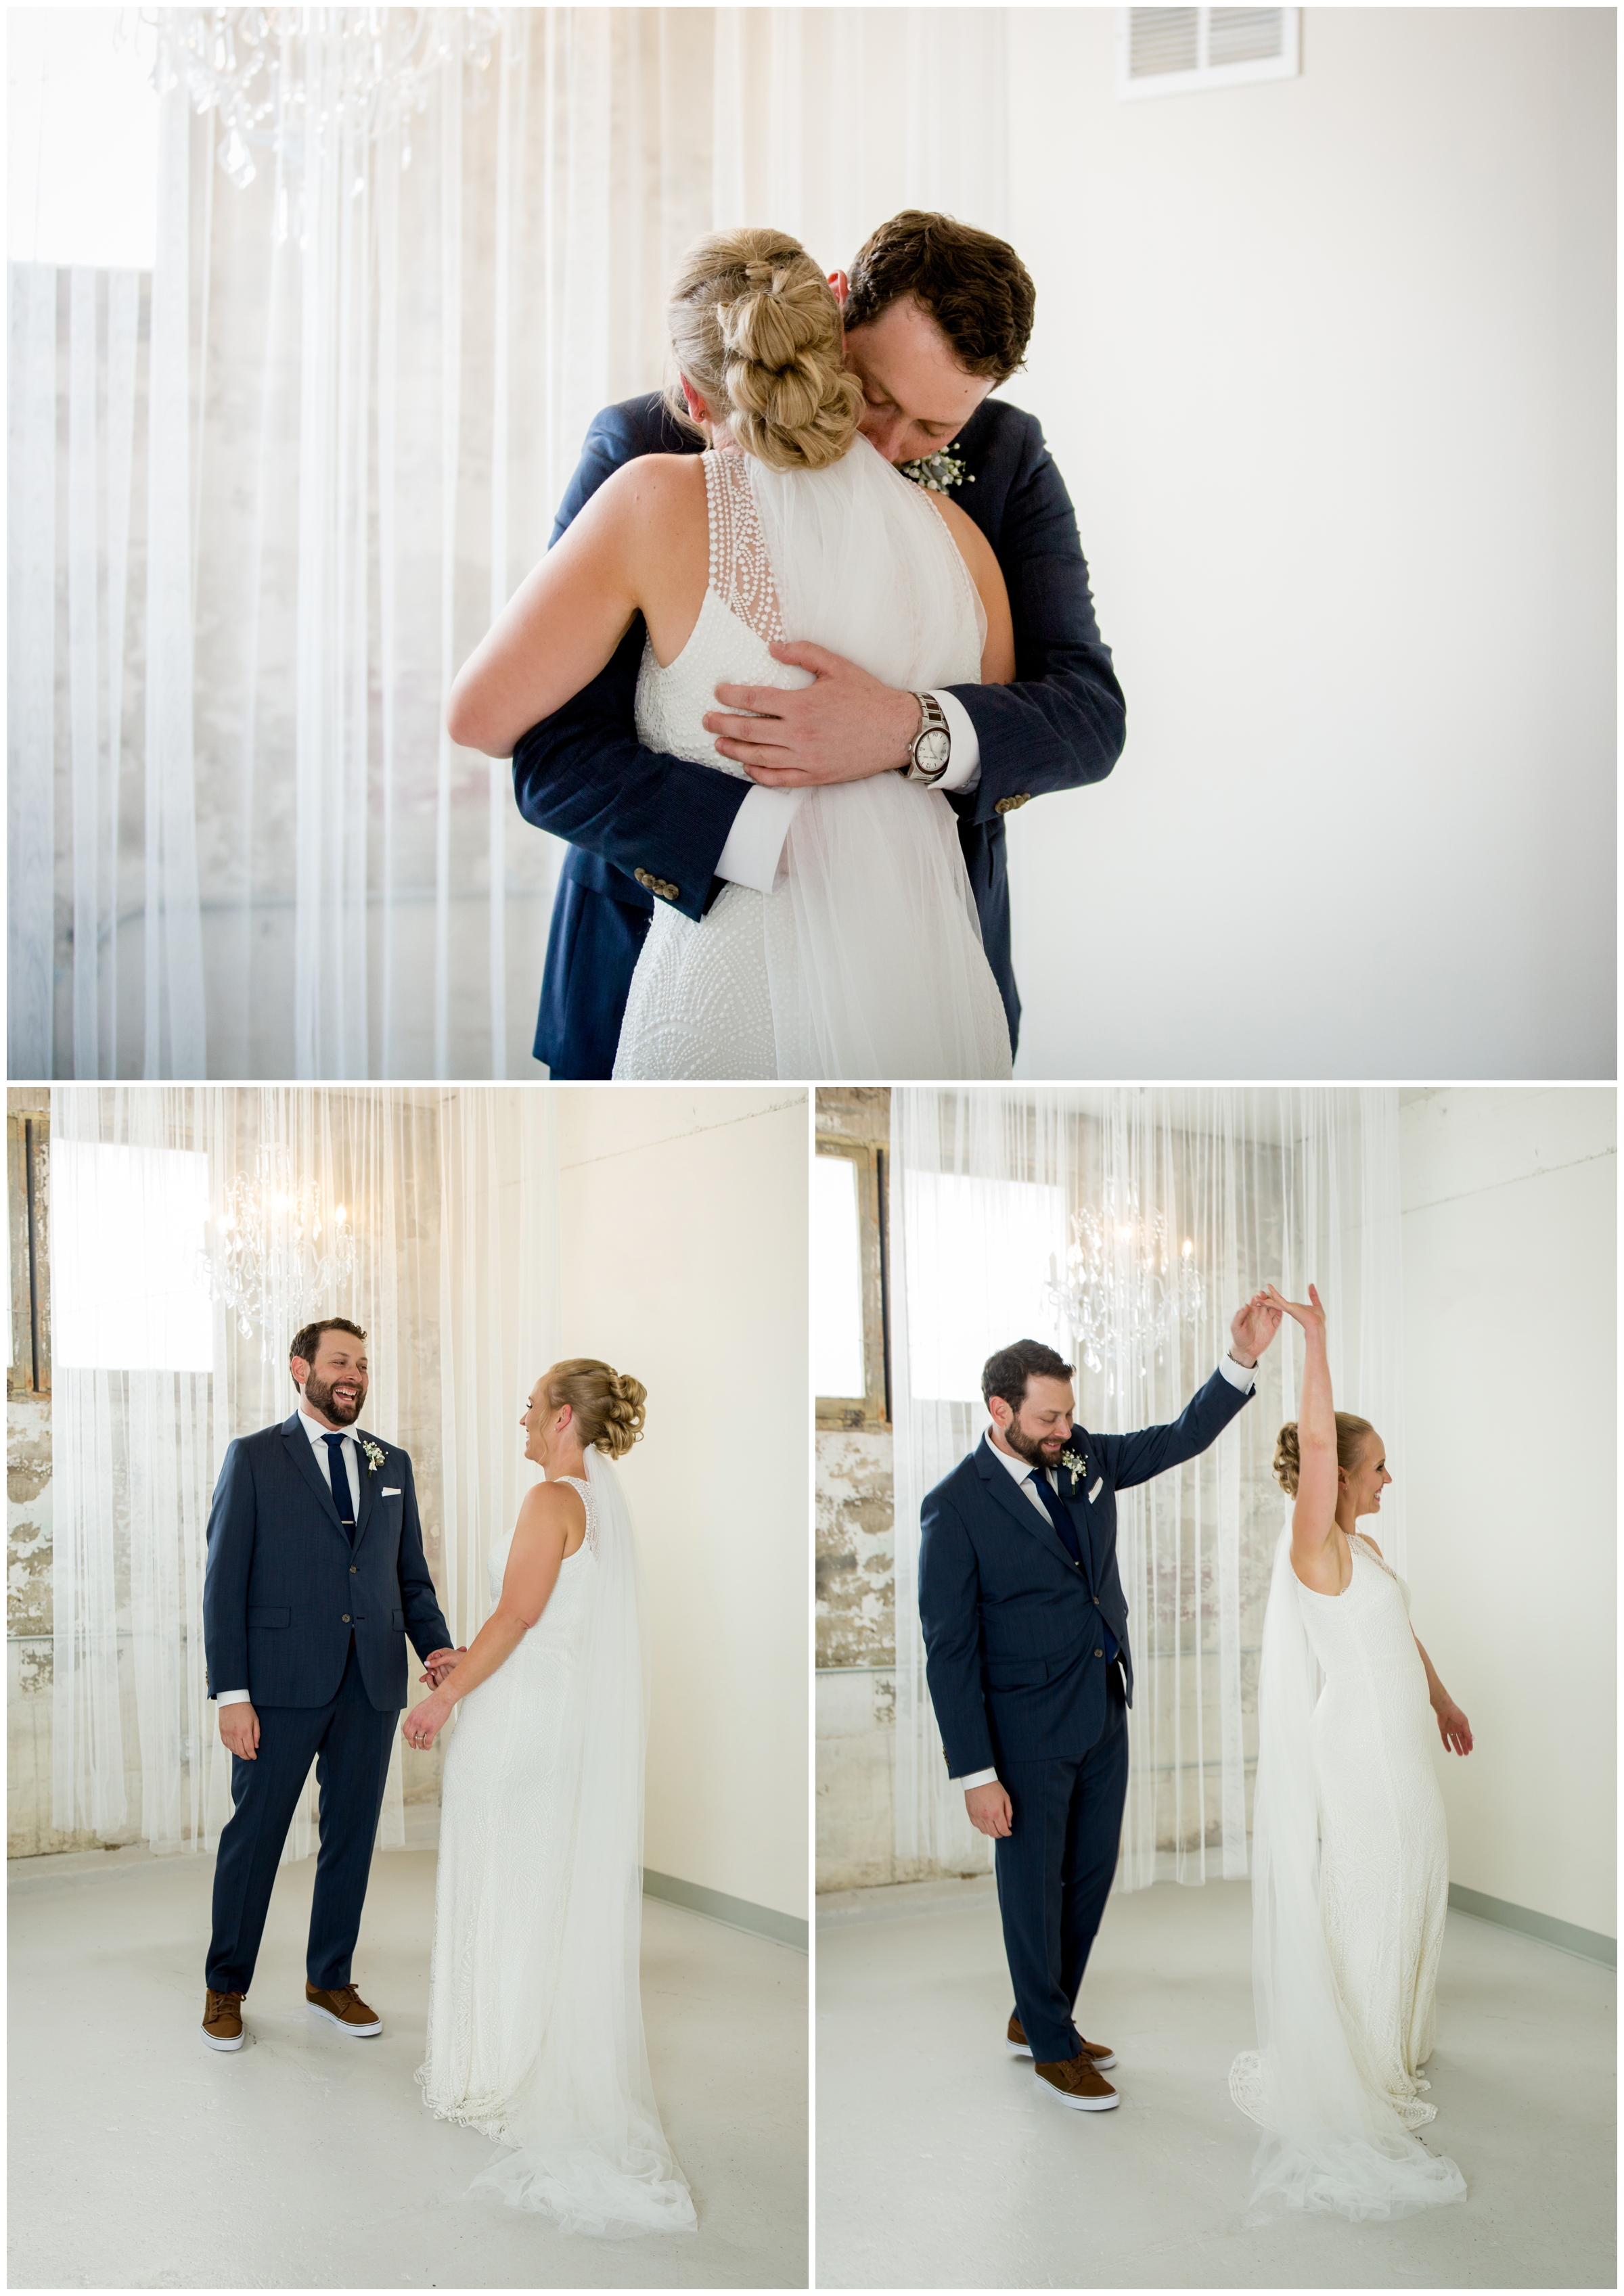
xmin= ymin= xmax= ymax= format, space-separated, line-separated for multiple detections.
xmin=47 ymin=1082 xmax=559 ymax=1859
xmin=8 ymin=7 xmax=1015 ymax=1080
xmin=890 ymin=1087 xmax=1405 ymax=1887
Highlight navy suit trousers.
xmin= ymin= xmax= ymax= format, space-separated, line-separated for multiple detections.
xmin=206 ymin=1640 xmax=397 ymax=1994
xmin=995 ymin=1673 xmax=1130 ymax=2063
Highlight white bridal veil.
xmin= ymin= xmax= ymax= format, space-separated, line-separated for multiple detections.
xmin=1228 ymin=1528 xmax=1466 ymax=2220
xmin=471 ymin=1446 xmax=696 ymax=2236
xmin=748 ymin=437 xmax=1014 ymax=1081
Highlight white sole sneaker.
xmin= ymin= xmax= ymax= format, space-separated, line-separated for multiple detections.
xmin=200 ymin=2025 xmax=244 ymax=2052
xmin=306 ymin=2001 xmax=382 ymax=2037
xmin=1035 ymin=2066 xmax=1121 ymax=2111
xmin=1007 ymin=2037 xmax=1118 ymax=2071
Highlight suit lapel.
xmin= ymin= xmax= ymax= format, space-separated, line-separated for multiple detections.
xmin=974 ymin=1437 xmax=1077 ymax=1577
xmin=282 ymin=1413 xmax=349 ymax=1544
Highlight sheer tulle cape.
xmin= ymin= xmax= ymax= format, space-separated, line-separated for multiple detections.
xmin=1229 ymin=1527 xmax=1466 ymax=2221
xmin=464 ymin=1450 xmax=696 ymax=2236
xmin=748 ymin=438 xmax=1013 ymax=1080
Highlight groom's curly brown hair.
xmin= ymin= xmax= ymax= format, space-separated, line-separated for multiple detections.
xmin=843 ymin=210 xmax=1035 ymax=384
xmin=983 ymin=1339 xmax=1075 ymax=1415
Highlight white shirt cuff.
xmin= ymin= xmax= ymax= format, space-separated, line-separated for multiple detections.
xmin=1218 ymin=1353 xmax=1257 ymax=1394
xmin=217 ymin=1687 xmax=252 ymax=1706
xmin=714 ymin=784 xmax=806 ymax=893
xmin=953 ymin=1766 xmax=999 ymax=1790
xmin=930 ymin=689 xmax=981 ymax=794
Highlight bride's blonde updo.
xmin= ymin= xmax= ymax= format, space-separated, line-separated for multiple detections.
xmin=545 ymin=1358 xmax=648 ymax=1459
xmin=1273 ymin=1413 xmax=1376 ymax=1497
xmin=664 ymin=227 xmax=865 ymax=474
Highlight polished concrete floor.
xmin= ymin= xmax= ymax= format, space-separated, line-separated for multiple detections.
xmin=9 ymin=1840 xmax=807 ymax=2289
xmin=817 ymin=1875 xmax=1615 ymax=2289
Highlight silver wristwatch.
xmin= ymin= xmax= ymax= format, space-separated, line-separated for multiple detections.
xmin=899 ymin=691 xmax=951 ymax=785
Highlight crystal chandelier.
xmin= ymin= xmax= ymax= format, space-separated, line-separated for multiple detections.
xmin=202 ymin=1147 xmax=359 ymax=1354
xmin=139 ymin=8 xmax=505 ymax=193
xmin=1045 ymin=1185 xmax=1205 ymax=1389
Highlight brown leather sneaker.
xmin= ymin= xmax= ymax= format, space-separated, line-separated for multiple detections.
xmin=201 ymin=1988 xmax=246 ymax=2051
xmin=1033 ymin=2051 xmax=1121 ymax=2111
xmin=1007 ymin=2014 xmax=1116 ymax=2071
xmin=304 ymin=1981 xmax=382 ymax=2036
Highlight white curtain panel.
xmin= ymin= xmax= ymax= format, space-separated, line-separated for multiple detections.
xmin=8 ymin=7 xmax=1015 ymax=1080
xmin=890 ymin=1086 xmax=1405 ymax=1889
xmin=48 ymin=1082 xmax=463 ymax=1859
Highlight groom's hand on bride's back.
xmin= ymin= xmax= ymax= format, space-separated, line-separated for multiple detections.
xmin=965 ymin=1780 xmax=1014 ymax=1838
xmin=704 ymin=643 xmax=920 ymax=786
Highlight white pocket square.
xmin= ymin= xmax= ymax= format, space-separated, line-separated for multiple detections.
xmin=382 ymin=1486 xmax=402 ymax=1498
xmin=1088 ymin=1477 xmax=1104 ymax=1503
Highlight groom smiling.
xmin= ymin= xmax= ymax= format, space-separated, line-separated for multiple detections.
xmin=515 ymin=208 xmax=1127 ymax=1078
xmin=918 ymin=1298 xmax=1282 ymax=2110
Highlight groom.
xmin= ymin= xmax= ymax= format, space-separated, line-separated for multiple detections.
xmin=198 ymin=1318 xmax=457 ymax=2052
xmin=918 ymin=1300 xmax=1281 ymax=2111
xmin=512 ymin=208 xmax=1127 ymax=1076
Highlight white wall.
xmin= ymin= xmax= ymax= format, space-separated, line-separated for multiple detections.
xmin=1005 ymin=7 xmax=1615 ymax=1079
xmin=1399 ymin=1087 xmax=1615 ymax=1939
xmin=556 ymin=1088 xmax=808 ymax=1924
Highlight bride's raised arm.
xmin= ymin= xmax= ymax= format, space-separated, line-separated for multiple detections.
xmin=401 ymin=1481 xmax=585 ymax=1751
xmin=445 ymin=457 xmax=703 ymax=759
xmin=1267 ymin=1283 xmax=1343 ymax=1583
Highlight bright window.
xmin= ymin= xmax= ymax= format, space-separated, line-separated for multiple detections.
xmin=7 ymin=10 xmax=158 ymax=269
xmin=903 ymin=1171 xmax=1070 ymax=1404
xmin=52 ymin=1141 xmax=213 ymax=1373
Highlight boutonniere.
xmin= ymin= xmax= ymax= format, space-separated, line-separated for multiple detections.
xmin=1060 ymin=1448 xmax=1088 ymax=1494
xmin=899 ymin=447 xmax=973 ymax=494
xmin=359 ymin=1437 xmax=386 ymax=1476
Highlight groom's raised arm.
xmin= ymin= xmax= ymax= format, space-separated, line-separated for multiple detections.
xmin=508 ymin=396 xmax=750 ymax=925
xmin=918 ymin=1488 xmax=996 ymax=1781
xmin=1098 ymin=1362 xmax=1255 ymax=1494
xmin=943 ymin=415 xmax=1126 ymax=826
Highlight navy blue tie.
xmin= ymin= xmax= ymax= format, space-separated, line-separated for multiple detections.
xmin=1029 ymin=1467 xmax=1118 ymax=1666
xmin=323 ymin=1431 xmax=356 ymax=1542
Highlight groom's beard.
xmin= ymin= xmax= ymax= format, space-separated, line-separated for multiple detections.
xmin=1001 ymin=1420 xmax=1067 ymax=1471
xmin=304 ymin=1371 xmax=364 ymax=1426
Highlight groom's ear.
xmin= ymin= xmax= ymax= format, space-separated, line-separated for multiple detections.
xmin=827 ymin=269 xmax=850 ymax=311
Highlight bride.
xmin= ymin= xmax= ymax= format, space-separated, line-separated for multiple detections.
xmin=447 ymin=225 xmax=1014 ymax=1081
xmin=1229 ymin=1284 xmax=1472 ymax=2220
xmin=404 ymin=1360 xmax=696 ymax=2237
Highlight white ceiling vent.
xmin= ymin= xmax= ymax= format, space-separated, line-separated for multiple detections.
xmin=1118 ymin=7 xmax=1300 ymax=99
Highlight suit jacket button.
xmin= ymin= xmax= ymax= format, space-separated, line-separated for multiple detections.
xmin=1093 ymin=1595 xmax=1100 ymax=1605
xmin=995 ymin=794 xmax=1030 ymax=814
xmin=342 ymin=1614 xmax=351 ymax=1624
xmin=1094 ymin=1647 xmax=1103 ymax=1657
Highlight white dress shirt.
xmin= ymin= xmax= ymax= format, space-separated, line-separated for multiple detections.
xmin=715 ymin=690 xmax=981 ymax=894
xmin=216 ymin=1409 xmax=360 ymax=1707
xmin=951 ymin=1354 xmax=1258 ymax=1791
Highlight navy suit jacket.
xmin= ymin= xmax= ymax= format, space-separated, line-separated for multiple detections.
xmin=201 ymin=1415 xmax=453 ymax=1716
xmin=514 ymin=390 xmax=1127 ymax=1077
xmin=918 ymin=1368 xmax=1253 ymax=1775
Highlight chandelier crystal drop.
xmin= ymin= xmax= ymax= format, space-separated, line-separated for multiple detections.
xmin=1045 ymin=1185 xmax=1205 ymax=1390
xmin=137 ymin=8 xmax=505 ymax=193
xmin=202 ymin=1147 xmax=359 ymax=1353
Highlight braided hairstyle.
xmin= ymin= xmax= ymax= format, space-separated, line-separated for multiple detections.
xmin=543 ymin=1358 xmax=647 ymax=1459
xmin=664 ymin=227 xmax=864 ymax=474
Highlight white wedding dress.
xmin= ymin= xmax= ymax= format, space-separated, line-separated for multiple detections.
xmin=1230 ymin=1529 xmax=1466 ymax=2219
xmin=418 ymin=1451 xmax=696 ymax=2237
xmin=612 ymin=433 xmax=1015 ymax=1081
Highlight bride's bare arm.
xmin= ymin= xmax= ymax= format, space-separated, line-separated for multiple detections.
xmin=445 ymin=457 xmax=704 ymax=758
xmin=400 ymin=1483 xmax=585 ymax=1749
xmin=929 ymin=493 xmax=1016 ymax=684
xmin=1268 ymin=1283 xmax=1343 ymax=1586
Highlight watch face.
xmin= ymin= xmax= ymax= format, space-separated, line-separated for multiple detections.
xmin=917 ymin=729 xmax=951 ymax=771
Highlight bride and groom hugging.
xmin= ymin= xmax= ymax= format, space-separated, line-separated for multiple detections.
xmin=199 ymin=1319 xmax=696 ymax=2236
xmin=918 ymin=1298 xmax=1282 ymax=2109
xmin=447 ymin=208 xmax=1126 ymax=1082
